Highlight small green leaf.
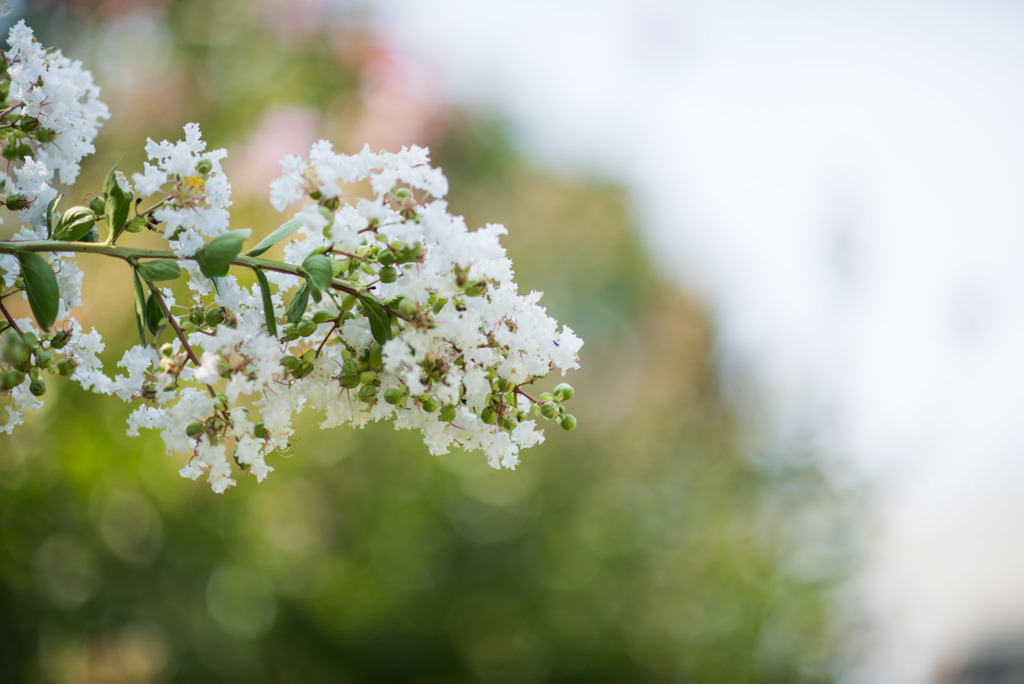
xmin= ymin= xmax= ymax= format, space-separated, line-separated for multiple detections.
xmin=299 ymin=252 xmax=332 ymax=303
xmin=137 ymin=260 xmax=182 ymax=283
xmin=145 ymin=292 xmax=164 ymax=336
xmin=16 ymin=252 xmax=59 ymax=331
xmin=194 ymin=231 xmax=247 ymax=279
xmin=286 ymin=282 xmax=309 ymax=324
xmin=246 ymin=217 xmax=302 ymax=257
xmin=103 ymin=162 xmax=132 ymax=241
xmin=132 ymin=269 xmax=147 ymax=345
xmin=359 ymin=295 xmax=392 ymax=346
xmin=44 ymin=193 xmax=62 ymax=239
xmin=53 ymin=206 xmax=96 ymax=242
xmin=253 ymin=268 xmax=277 ymax=338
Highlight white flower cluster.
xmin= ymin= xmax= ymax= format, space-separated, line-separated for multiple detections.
xmin=0 ymin=20 xmax=582 ymax=494
xmin=133 ymin=123 xmax=232 ymax=256
xmin=3 ymin=21 xmax=109 ymax=185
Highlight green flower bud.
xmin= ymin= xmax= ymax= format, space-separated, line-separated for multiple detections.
xmin=554 ymin=383 xmax=574 ymax=401
xmin=495 ymin=377 xmax=509 ymax=391
xmin=36 ymin=128 xmax=57 ymax=143
xmin=312 ymin=310 xmax=335 ymax=324
xmin=253 ymin=422 xmax=267 ymax=439
xmin=359 ymin=370 xmax=377 ymax=385
xmin=539 ymin=392 xmax=554 ymax=402
xmin=89 ymin=196 xmax=106 ymax=215
xmin=560 ymin=414 xmax=577 ymax=431
xmin=540 ymin=401 xmax=559 ymax=419
xmin=4 ymin=193 xmax=28 ymax=210
xmin=357 ymin=384 xmax=377 ymax=402
xmin=341 ymin=359 xmax=358 ymax=376
xmin=196 ymin=158 xmax=213 ymax=175
xmin=188 ymin=307 xmax=205 ymax=326
xmin=56 ymin=359 xmax=74 ymax=377
xmin=21 ymin=332 xmax=37 ymax=350
xmin=28 ymin=377 xmax=45 ymax=396
xmin=500 ymin=417 xmax=517 ymax=431
xmin=398 ymin=298 xmax=418 ymax=318
xmin=281 ymin=322 xmax=299 ymax=341
xmin=464 ymin=281 xmax=487 ymax=297
xmin=341 ymin=294 xmax=357 ymax=311
xmin=383 ymin=387 xmax=403 ymax=405
xmin=369 ymin=344 xmax=383 ymax=368
xmin=340 ymin=374 xmax=360 ymax=389
xmin=1 ymin=369 xmax=25 ymax=390
xmin=205 ymin=307 xmax=225 ymax=326
xmin=480 ymin=407 xmax=496 ymax=425
xmin=297 ymin=319 xmax=317 ymax=337
xmin=440 ymin=404 xmax=457 ymax=422
xmin=185 ymin=422 xmax=205 ymax=438
xmin=54 ymin=205 xmax=95 ymax=241
xmin=50 ymin=330 xmax=70 ymax=349
xmin=420 ymin=396 xmax=439 ymax=412
xmin=394 ymin=187 xmax=411 ymax=200
xmin=124 ymin=215 xmax=147 ymax=233
xmin=180 ymin=321 xmax=198 ymax=334
xmin=379 ymin=265 xmax=398 ymax=283
xmin=34 ymin=350 xmax=52 ymax=369
xmin=18 ymin=117 xmax=40 ymax=134
xmin=160 ymin=342 xmax=174 ymax=357
xmin=309 ymin=188 xmax=322 ymax=201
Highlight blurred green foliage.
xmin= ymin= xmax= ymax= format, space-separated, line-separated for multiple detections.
xmin=0 ymin=1 xmax=858 ymax=681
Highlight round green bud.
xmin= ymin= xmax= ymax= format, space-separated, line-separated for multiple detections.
xmin=185 ymin=422 xmax=205 ymax=438
xmin=34 ymin=350 xmax=52 ymax=369
xmin=464 ymin=281 xmax=487 ymax=297
xmin=383 ymin=387 xmax=404 ymax=405
xmin=196 ymin=158 xmax=213 ymax=175
xmin=124 ymin=216 xmax=147 ymax=233
xmin=539 ymin=392 xmax=554 ymax=402
xmin=205 ymin=307 xmax=225 ymax=326
xmin=4 ymin=193 xmax=28 ymax=210
xmin=253 ymin=422 xmax=268 ymax=439
xmin=394 ymin=187 xmax=411 ymax=200
xmin=36 ymin=128 xmax=57 ymax=143
xmin=2 ymin=145 xmax=20 ymax=162
xmin=359 ymin=370 xmax=377 ymax=385
xmin=495 ymin=377 xmax=509 ymax=391
xmin=398 ymin=298 xmax=418 ymax=318
xmin=357 ymin=384 xmax=377 ymax=402
xmin=312 ymin=310 xmax=335 ymax=324
xmin=281 ymin=323 xmax=299 ymax=341
xmin=554 ymin=383 xmax=575 ymax=401
xmin=341 ymin=359 xmax=358 ymax=376
xmin=28 ymin=377 xmax=45 ymax=397
xmin=340 ymin=374 xmax=360 ymax=389
xmin=188 ymin=307 xmax=205 ymax=326
xmin=480 ymin=407 xmax=496 ymax=425
xmin=50 ymin=330 xmax=70 ymax=349
xmin=297 ymin=319 xmax=317 ymax=337
xmin=500 ymin=417 xmax=517 ymax=431
xmin=89 ymin=196 xmax=106 ymax=215
xmin=440 ymin=404 xmax=457 ymax=422
xmin=309 ymin=188 xmax=322 ymax=201
xmin=341 ymin=293 xmax=358 ymax=311
xmin=540 ymin=402 xmax=559 ymax=419
xmin=379 ymin=265 xmax=398 ymax=283
xmin=1 ymin=370 xmax=25 ymax=390
xmin=421 ymin=396 xmax=439 ymax=413
xmin=560 ymin=414 xmax=578 ymax=431
xmin=180 ymin=321 xmax=198 ymax=334
xmin=21 ymin=332 xmax=37 ymax=350
xmin=56 ymin=359 xmax=74 ymax=377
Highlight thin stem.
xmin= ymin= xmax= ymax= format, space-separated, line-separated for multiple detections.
xmin=146 ymin=282 xmax=216 ymax=398
xmin=0 ymin=297 xmax=22 ymax=334
xmin=0 ymin=238 xmax=409 ymax=319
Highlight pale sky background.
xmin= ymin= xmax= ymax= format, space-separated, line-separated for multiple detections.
xmin=368 ymin=1 xmax=1024 ymax=681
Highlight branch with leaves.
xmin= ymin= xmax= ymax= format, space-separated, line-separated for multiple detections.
xmin=0 ymin=21 xmax=581 ymax=492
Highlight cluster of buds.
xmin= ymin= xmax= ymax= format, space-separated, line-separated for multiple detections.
xmin=0 ymin=324 xmax=76 ymax=397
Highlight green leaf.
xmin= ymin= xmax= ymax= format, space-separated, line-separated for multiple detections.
xmin=299 ymin=252 xmax=332 ymax=303
xmin=286 ymin=282 xmax=309 ymax=324
xmin=16 ymin=252 xmax=59 ymax=331
xmin=44 ymin=193 xmax=62 ymax=239
xmin=246 ymin=217 xmax=302 ymax=257
xmin=53 ymin=206 xmax=96 ymax=242
xmin=359 ymin=295 xmax=392 ymax=346
xmin=137 ymin=260 xmax=182 ymax=283
xmin=194 ymin=231 xmax=247 ymax=279
xmin=253 ymin=268 xmax=277 ymax=337
xmin=103 ymin=162 xmax=132 ymax=242
xmin=144 ymin=292 xmax=164 ymax=336
xmin=132 ymin=269 xmax=147 ymax=345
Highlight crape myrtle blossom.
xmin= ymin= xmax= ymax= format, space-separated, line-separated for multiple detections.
xmin=0 ymin=21 xmax=582 ymax=492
